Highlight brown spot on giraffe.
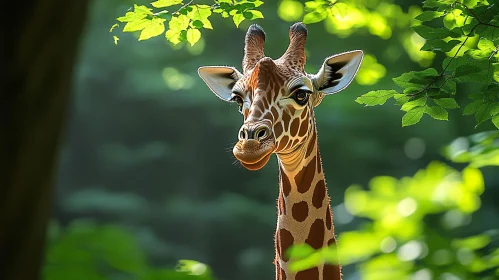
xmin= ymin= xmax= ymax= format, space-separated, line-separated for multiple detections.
xmin=296 ymin=267 xmax=319 ymax=280
xmin=295 ymin=156 xmax=316 ymax=193
xmin=290 ymin=118 xmax=300 ymax=135
xmin=280 ymin=168 xmax=291 ymax=197
xmin=292 ymin=201 xmax=308 ymax=222
xmin=277 ymin=135 xmax=289 ymax=152
xmin=326 ymin=205 xmax=332 ymax=230
xmin=306 ymin=130 xmax=316 ymax=158
xmin=323 ymin=264 xmax=341 ymax=279
xmin=312 ymin=179 xmax=326 ymax=209
xmin=279 ymin=228 xmax=294 ymax=262
xmin=298 ymin=117 xmax=309 ymax=137
xmin=306 ymin=219 xmax=325 ymax=249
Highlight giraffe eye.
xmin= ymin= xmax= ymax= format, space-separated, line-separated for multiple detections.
xmin=230 ymin=94 xmax=244 ymax=111
xmin=292 ymin=89 xmax=311 ymax=106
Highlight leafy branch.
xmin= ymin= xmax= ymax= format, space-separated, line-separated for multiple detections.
xmin=111 ymin=0 xmax=264 ymax=46
xmin=356 ymin=0 xmax=499 ymax=128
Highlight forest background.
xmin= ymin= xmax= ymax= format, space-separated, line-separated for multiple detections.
xmin=2 ymin=0 xmax=498 ymax=280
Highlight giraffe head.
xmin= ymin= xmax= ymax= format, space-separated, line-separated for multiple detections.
xmin=199 ymin=23 xmax=363 ymax=171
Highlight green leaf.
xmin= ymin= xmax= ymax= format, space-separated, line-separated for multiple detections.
xmin=475 ymin=103 xmax=497 ymax=124
xmin=165 ymin=15 xmax=190 ymax=44
xmin=109 ymin=23 xmax=119 ymax=33
xmin=463 ymin=100 xmax=483 ymax=115
xmin=492 ymin=115 xmax=499 ymax=129
xmin=421 ymin=39 xmax=461 ymax=52
xmin=414 ymin=68 xmax=439 ymax=78
xmin=415 ymin=11 xmax=444 ymax=21
xmin=394 ymin=93 xmax=410 ymax=105
xmin=434 ymin=98 xmax=459 ymax=109
xmin=441 ymin=79 xmax=456 ymax=94
xmin=303 ymin=10 xmax=328 ymax=24
xmin=401 ymin=97 xmax=427 ymax=112
xmin=287 ymin=244 xmax=315 ymax=259
xmin=330 ymin=3 xmax=348 ymax=18
xmin=186 ymin=28 xmax=201 ymax=46
xmin=192 ymin=20 xmax=204 ymax=28
xmin=454 ymin=65 xmax=483 ymax=78
xmin=412 ymin=24 xmax=459 ymax=39
xmin=188 ymin=5 xmax=213 ymax=29
xmin=139 ymin=18 xmax=166 ymax=41
xmin=113 ymin=35 xmax=119 ymax=45
xmin=233 ymin=13 xmax=245 ymax=27
xmin=151 ymin=0 xmax=182 ymax=8
xmin=123 ymin=19 xmax=151 ymax=32
xmin=402 ymin=106 xmax=425 ymax=126
xmin=355 ymin=90 xmax=396 ymax=106
xmin=393 ymin=69 xmax=438 ymax=88
xmin=246 ymin=10 xmax=264 ymax=19
xmin=425 ymin=106 xmax=449 ymax=120
xmin=477 ymin=38 xmax=495 ymax=51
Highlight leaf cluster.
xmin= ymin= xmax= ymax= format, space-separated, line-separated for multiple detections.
xmin=356 ymin=0 xmax=499 ymax=128
xmin=113 ymin=0 xmax=264 ymax=46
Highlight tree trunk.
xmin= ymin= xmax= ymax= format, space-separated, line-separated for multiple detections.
xmin=1 ymin=1 xmax=89 ymax=279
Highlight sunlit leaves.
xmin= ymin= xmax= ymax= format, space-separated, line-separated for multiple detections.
xmin=277 ymin=0 xmax=304 ymax=22
xmin=415 ymin=10 xmax=444 ymax=22
xmin=186 ymin=28 xmax=201 ymax=46
xmin=443 ymin=131 xmax=499 ymax=167
xmin=355 ymin=54 xmax=386 ymax=85
xmin=232 ymin=13 xmax=245 ymax=27
xmin=425 ymin=106 xmax=448 ymax=120
xmin=288 ymin=160 xmax=492 ymax=277
xmin=139 ymin=18 xmax=166 ymax=40
xmin=176 ymin=260 xmax=214 ymax=277
xmin=114 ymin=1 xmax=265 ymax=47
xmin=434 ymin=98 xmax=459 ymax=109
xmin=151 ymin=0 xmax=182 ymax=8
xmin=402 ymin=106 xmax=425 ymax=126
xmin=303 ymin=10 xmax=328 ymax=24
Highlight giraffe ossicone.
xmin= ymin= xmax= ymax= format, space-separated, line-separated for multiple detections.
xmin=198 ymin=22 xmax=363 ymax=280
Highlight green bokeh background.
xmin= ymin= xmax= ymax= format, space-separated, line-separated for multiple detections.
xmin=45 ymin=0 xmax=499 ymax=279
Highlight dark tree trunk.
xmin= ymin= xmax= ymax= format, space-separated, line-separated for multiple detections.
xmin=1 ymin=1 xmax=89 ymax=279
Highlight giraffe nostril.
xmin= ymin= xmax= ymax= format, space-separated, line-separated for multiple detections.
xmin=240 ymin=128 xmax=248 ymax=140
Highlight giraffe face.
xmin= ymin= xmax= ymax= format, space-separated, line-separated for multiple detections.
xmin=198 ymin=23 xmax=363 ymax=170
xmin=228 ymin=58 xmax=316 ymax=170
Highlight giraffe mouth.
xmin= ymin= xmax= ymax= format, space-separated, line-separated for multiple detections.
xmin=233 ymin=139 xmax=275 ymax=171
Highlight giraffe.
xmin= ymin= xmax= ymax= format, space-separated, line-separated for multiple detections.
xmin=198 ymin=22 xmax=363 ymax=280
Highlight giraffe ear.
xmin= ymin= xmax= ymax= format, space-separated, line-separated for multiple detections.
xmin=311 ymin=50 xmax=363 ymax=95
xmin=198 ymin=66 xmax=243 ymax=101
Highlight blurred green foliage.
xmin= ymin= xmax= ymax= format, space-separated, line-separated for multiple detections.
xmin=45 ymin=0 xmax=499 ymax=279
xmin=289 ymin=141 xmax=499 ymax=278
xmin=44 ymin=220 xmax=214 ymax=280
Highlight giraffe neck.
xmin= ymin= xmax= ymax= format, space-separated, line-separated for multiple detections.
xmin=274 ymin=123 xmax=342 ymax=280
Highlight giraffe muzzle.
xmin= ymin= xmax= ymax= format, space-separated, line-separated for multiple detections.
xmin=233 ymin=122 xmax=275 ymax=170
